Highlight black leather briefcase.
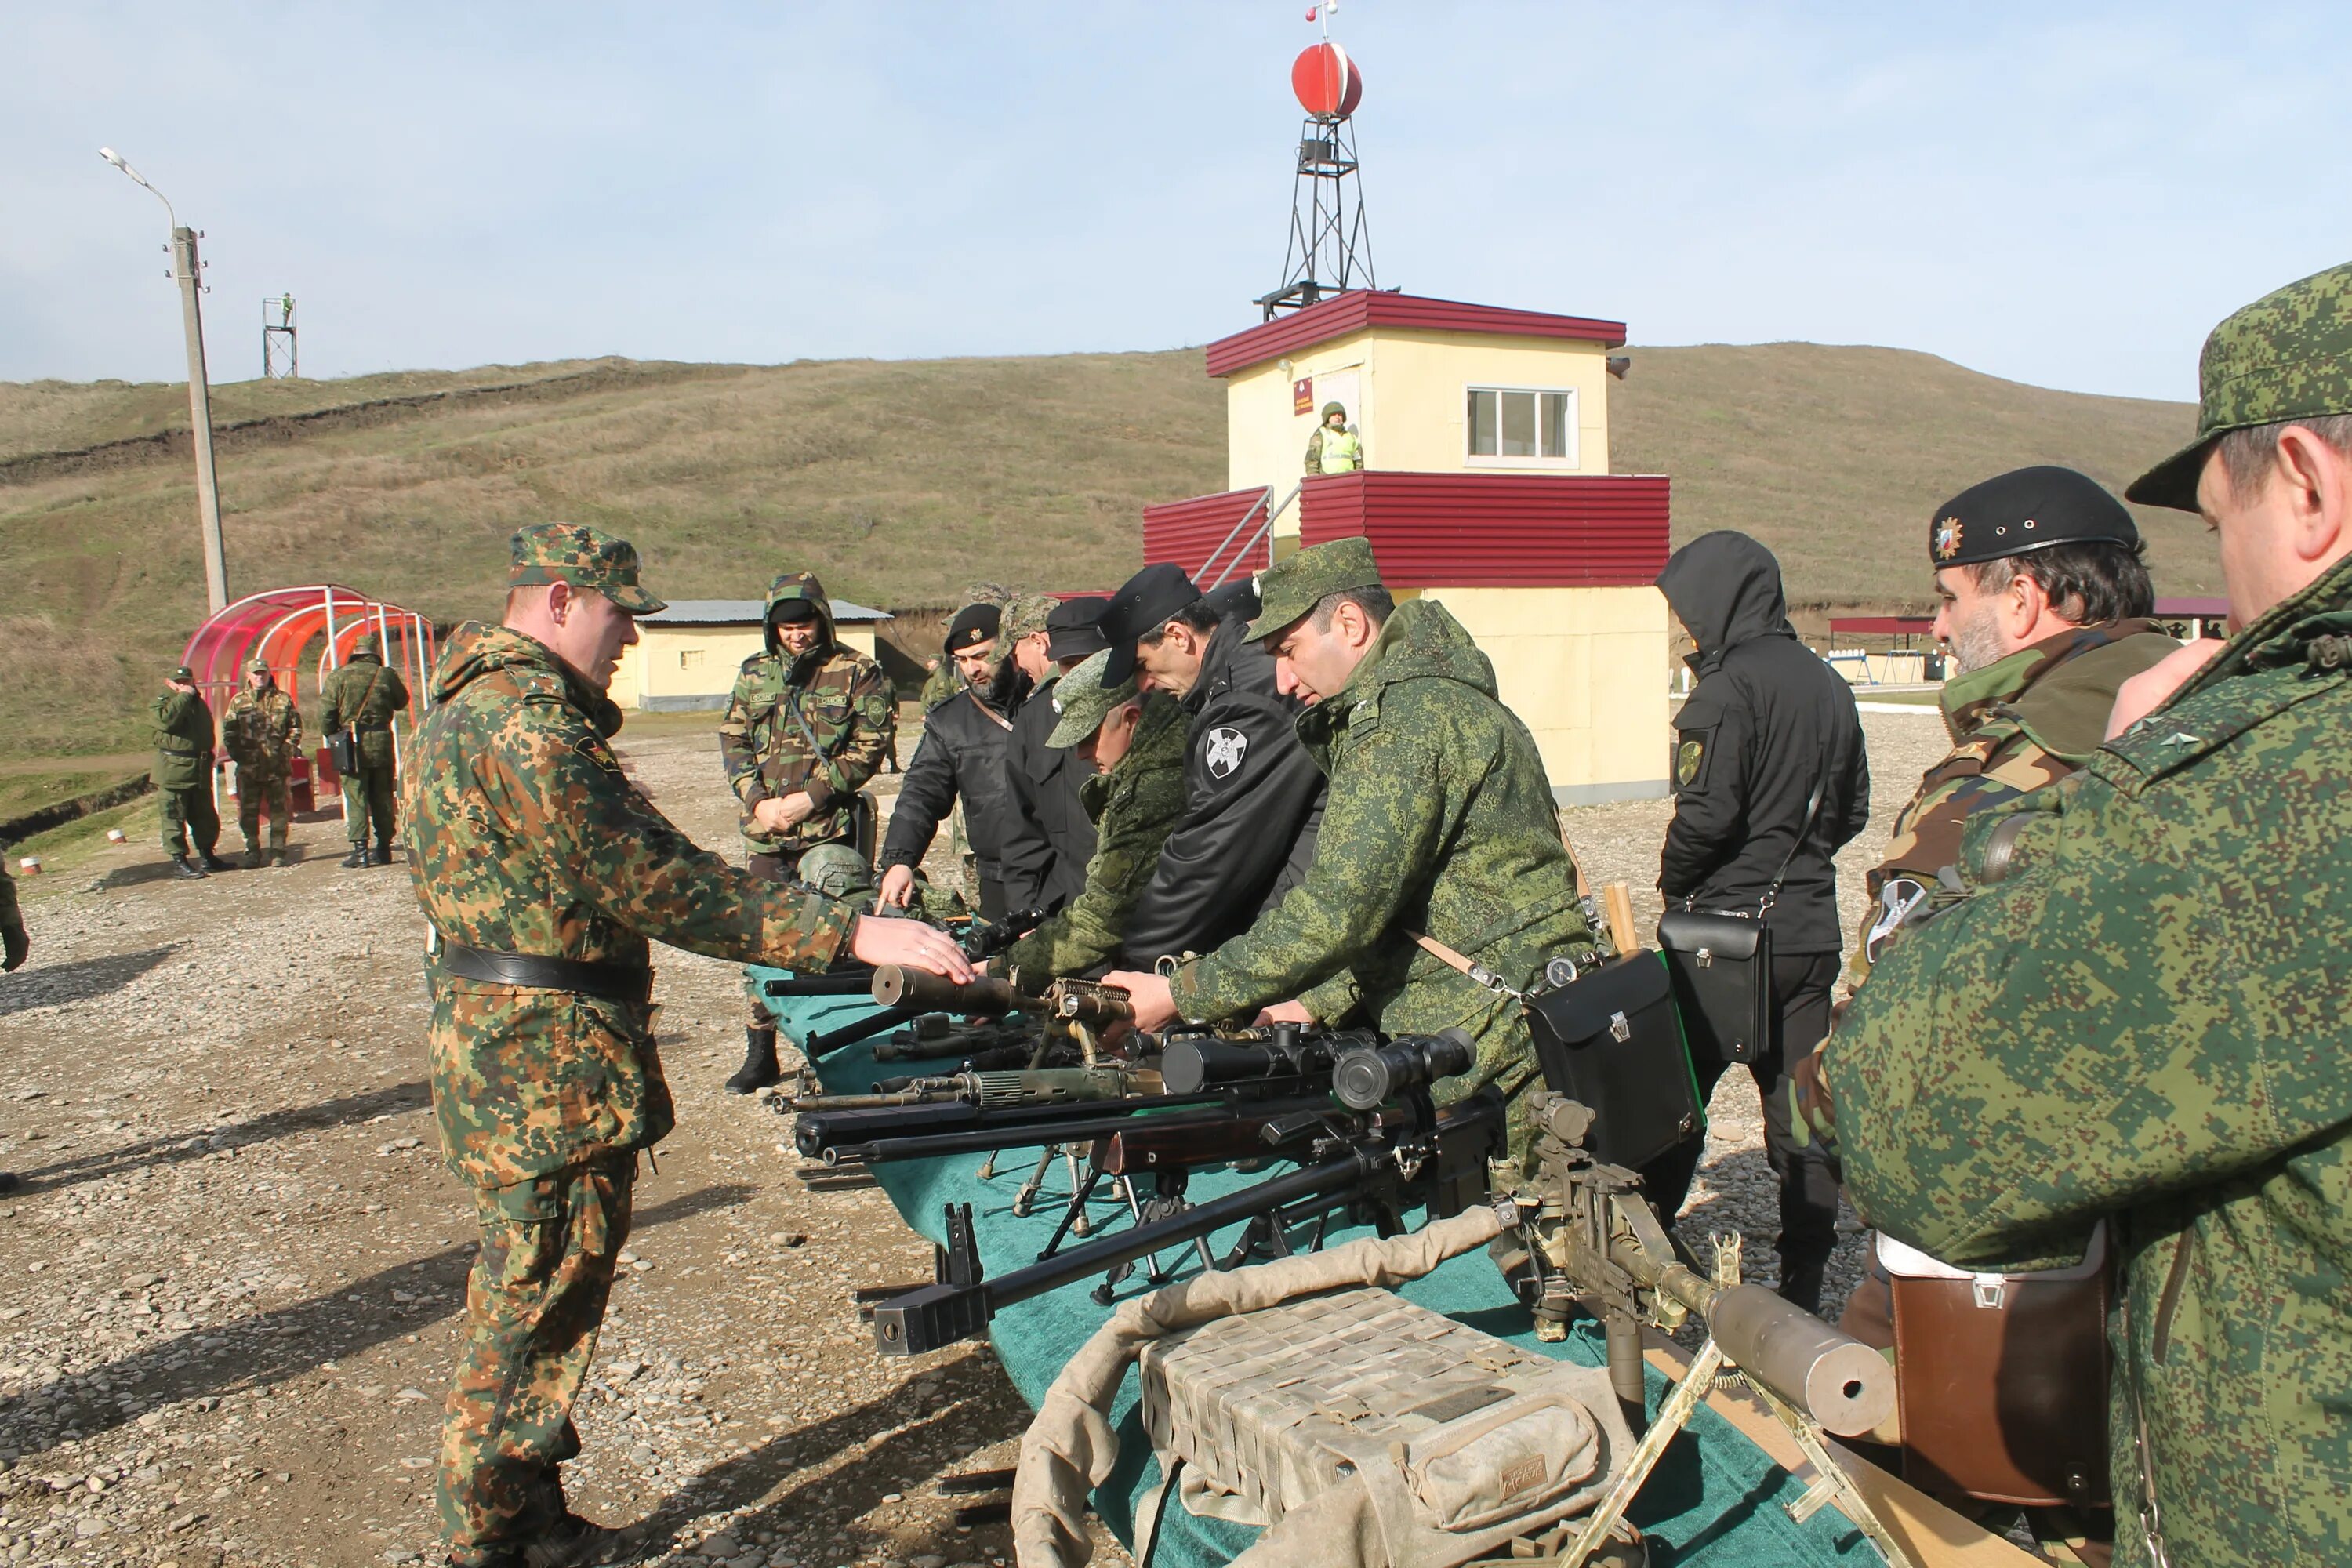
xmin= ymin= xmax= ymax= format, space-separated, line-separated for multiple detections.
xmin=1657 ymin=909 xmax=1769 ymax=1065
xmin=1523 ymin=951 xmax=1702 ymax=1171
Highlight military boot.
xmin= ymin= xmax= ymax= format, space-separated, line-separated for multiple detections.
xmin=339 ymin=844 xmax=369 ymax=869
xmin=171 ymin=855 xmax=207 ymax=880
xmin=524 ymin=1512 xmax=643 ymax=1567
xmin=200 ymin=851 xmax=235 ymax=873
xmin=367 ymin=842 xmax=396 ymax=867
xmin=243 ymin=844 xmax=267 ymax=870
xmin=725 ymin=1027 xmax=781 ymax=1094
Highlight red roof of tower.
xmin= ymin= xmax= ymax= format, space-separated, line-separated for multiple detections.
xmin=1203 ymin=291 xmax=1628 ymax=379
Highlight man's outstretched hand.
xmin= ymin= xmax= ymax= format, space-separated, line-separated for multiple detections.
xmin=848 ymin=915 xmax=975 ymax=982
xmin=1102 ymin=969 xmax=1178 ymax=1032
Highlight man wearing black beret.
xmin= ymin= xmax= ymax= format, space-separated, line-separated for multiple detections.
xmin=880 ymin=601 xmax=1023 ymax=919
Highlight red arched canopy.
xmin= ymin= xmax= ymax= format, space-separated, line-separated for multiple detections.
xmin=178 ymin=584 xmax=438 ymax=725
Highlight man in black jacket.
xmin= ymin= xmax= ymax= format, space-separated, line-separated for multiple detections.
xmin=1098 ymin=563 xmax=1325 ymax=967
xmin=999 ymin=595 xmax=1109 ymax=916
xmin=1646 ymin=530 xmax=1870 ymax=1313
xmin=879 ymin=603 xmax=1022 ymax=920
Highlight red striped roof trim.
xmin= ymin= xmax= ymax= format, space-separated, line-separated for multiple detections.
xmin=1203 ymin=292 xmax=1628 ymax=379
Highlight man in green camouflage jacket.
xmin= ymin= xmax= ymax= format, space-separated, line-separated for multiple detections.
xmin=221 ymin=655 xmax=306 ymax=867
xmin=1109 ymin=539 xmax=1599 ymax=1157
xmin=323 ymin=631 xmax=411 ymax=868
xmin=403 ymin=522 xmax=971 ymax=1568
xmin=1851 ymin=466 xmax=2176 ymax=988
xmin=998 ymin=650 xmax=1189 ymax=988
xmin=151 ymin=664 xmax=229 ymax=877
xmin=1827 ymin=261 xmax=2352 ymax=1568
xmin=715 ymin=570 xmax=894 ymax=1092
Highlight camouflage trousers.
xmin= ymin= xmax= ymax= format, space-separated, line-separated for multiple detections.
xmin=437 ymin=1154 xmax=633 ymax=1563
xmin=236 ymin=771 xmax=292 ymax=852
xmin=344 ymin=759 xmax=398 ymax=847
xmin=158 ymin=784 xmax=220 ymax=858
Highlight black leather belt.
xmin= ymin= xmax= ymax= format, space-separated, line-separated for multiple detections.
xmin=437 ymin=941 xmax=652 ymax=1003
xmin=357 ymin=724 xmax=394 ymax=733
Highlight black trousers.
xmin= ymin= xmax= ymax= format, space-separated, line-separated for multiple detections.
xmin=1642 ymin=950 xmax=1842 ymax=1282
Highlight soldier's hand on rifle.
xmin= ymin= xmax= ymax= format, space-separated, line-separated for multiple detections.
xmin=848 ymin=916 xmax=974 ymax=983
xmin=1102 ymin=969 xmax=1178 ymax=1032
xmin=1255 ymin=999 xmax=1316 ymax=1026
xmin=876 ymin=864 xmax=917 ymax=909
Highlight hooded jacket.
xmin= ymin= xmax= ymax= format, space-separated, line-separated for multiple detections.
xmin=717 ymin=572 xmax=893 ymax=855
xmin=406 ymin=622 xmax=855 ymax=1186
xmin=1828 ymin=550 xmax=2352 ymax=1568
xmin=1657 ymin=532 xmax=1870 ymax=955
xmin=1119 ymin=615 xmax=1326 ymax=967
xmin=1169 ymin=599 xmax=1598 ymax=1144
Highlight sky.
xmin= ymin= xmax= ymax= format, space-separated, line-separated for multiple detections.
xmin=3 ymin=2 xmax=2346 ymax=402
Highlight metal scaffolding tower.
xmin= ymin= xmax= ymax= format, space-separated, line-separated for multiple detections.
xmin=263 ymin=293 xmax=297 ymax=379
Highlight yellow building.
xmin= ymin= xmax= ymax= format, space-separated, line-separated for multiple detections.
xmin=1145 ymin=291 xmax=1671 ymax=803
xmin=607 ymin=598 xmax=892 ymax=712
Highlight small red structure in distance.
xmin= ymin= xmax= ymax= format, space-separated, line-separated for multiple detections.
xmin=1292 ymin=42 xmax=1363 ymax=120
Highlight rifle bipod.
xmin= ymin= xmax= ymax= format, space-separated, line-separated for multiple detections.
xmin=992 ymin=1142 xmax=1094 ymax=1232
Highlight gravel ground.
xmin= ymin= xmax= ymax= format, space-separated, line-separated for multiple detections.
xmin=0 ymin=706 xmax=1947 ymax=1566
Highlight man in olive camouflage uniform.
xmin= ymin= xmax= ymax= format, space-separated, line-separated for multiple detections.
xmin=151 ymin=664 xmax=230 ymax=877
xmin=997 ymin=650 xmax=1190 ymax=989
xmin=715 ymin=570 xmax=893 ymax=1092
xmin=221 ymin=655 xmax=306 ymax=867
xmin=324 ymin=632 xmax=412 ymax=868
xmin=1109 ymin=538 xmax=1599 ymax=1158
xmin=1826 ymin=262 xmax=2352 ymax=1568
xmin=403 ymin=522 xmax=971 ymax=1567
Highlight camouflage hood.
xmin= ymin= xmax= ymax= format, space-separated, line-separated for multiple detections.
xmin=431 ymin=621 xmax=624 ymax=739
xmin=1657 ymin=530 xmax=1796 ymax=673
xmin=764 ymin=572 xmax=838 ymax=666
xmin=1298 ymin=597 xmax=1497 ymax=758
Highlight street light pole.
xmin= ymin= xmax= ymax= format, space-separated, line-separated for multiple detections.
xmin=100 ymin=147 xmax=229 ymax=615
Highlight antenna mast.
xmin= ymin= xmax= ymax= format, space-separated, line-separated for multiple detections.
xmin=1258 ymin=5 xmax=1376 ymax=320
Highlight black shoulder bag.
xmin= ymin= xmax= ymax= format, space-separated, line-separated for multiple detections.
xmin=1656 ymin=771 xmax=1824 ymax=1065
xmin=326 ymin=665 xmax=383 ymax=778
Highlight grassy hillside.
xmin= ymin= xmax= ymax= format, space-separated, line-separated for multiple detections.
xmin=0 ymin=341 xmax=2201 ymax=770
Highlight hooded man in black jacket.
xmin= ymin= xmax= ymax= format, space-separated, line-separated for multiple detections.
xmin=1647 ymin=530 xmax=1870 ymax=1313
xmin=1098 ymin=564 xmax=1325 ymax=967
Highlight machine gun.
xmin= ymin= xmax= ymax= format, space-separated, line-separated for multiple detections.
xmin=868 ymin=1034 xmax=1498 ymax=1356
xmin=781 ymin=1064 xmax=1164 ymax=1114
xmin=869 ymin=1014 xmax=1038 ymax=1064
xmin=1494 ymin=1087 xmax=1914 ymax=1567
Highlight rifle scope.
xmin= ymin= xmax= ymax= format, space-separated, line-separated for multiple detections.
xmin=1331 ymin=1028 xmax=1475 ymax=1111
xmin=1160 ymin=1025 xmax=1376 ymax=1094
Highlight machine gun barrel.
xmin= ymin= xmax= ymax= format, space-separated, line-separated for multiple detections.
xmin=759 ymin=970 xmax=880 ymax=998
xmin=871 ymin=967 xmax=1026 ymax=1016
xmin=787 ymin=1065 xmax=1162 ymax=1117
xmin=812 ymin=1095 xmax=1326 ymax=1167
xmin=869 ymin=1092 xmax=1504 ymax=1356
xmin=1647 ymin=1261 xmax=1890 ymax=1438
xmin=793 ymin=1089 xmax=1227 ymax=1162
xmin=1050 ymin=985 xmax=1134 ymax=1025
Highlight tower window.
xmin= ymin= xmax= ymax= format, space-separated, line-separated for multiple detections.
xmin=1466 ymin=387 xmax=1577 ymax=463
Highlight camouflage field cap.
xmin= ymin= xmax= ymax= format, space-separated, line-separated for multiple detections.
xmin=1046 ymin=649 xmax=1140 ymax=748
xmin=167 ymin=664 xmax=194 ymax=682
xmin=508 ymin=522 xmax=667 ymax=615
xmin=350 ymin=633 xmax=380 ymax=657
xmin=1245 ymin=535 xmax=1383 ymax=641
xmin=244 ymin=655 xmax=272 ymax=674
xmin=1000 ymin=593 xmax=1058 ymax=644
xmin=2129 ymin=260 xmax=2352 ymax=511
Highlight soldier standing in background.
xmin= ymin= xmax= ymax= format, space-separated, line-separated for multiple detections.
xmin=221 ymin=655 xmax=306 ymax=868
xmin=998 ymin=649 xmax=1189 ymax=987
xmin=151 ymin=664 xmax=229 ymax=879
xmin=1827 ymin=261 xmax=2352 ymax=1568
xmin=0 ymin=858 xmax=21 ymax=1194
xmin=404 ymin=522 xmax=971 ymax=1567
xmin=323 ymin=632 xmax=412 ymax=869
xmin=714 ymin=569 xmax=893 ymax=1094
xmin=1646 ymin=530 xmax=1870 ymax=1314
xmin=1000 ymin=595 xmax=1111 ymax=918
xmin=1109 ymin=539 xmax=1599 ymax=1161
xmin=1303 ymin=401 xmax=1362 ymax=474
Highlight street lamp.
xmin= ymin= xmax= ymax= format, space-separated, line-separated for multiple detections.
xmin=100 ymin=147 xmax=229 ymax=615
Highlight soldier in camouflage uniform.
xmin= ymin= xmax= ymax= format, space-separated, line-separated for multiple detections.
xmin=1825 ymin=262 xmax=2352 ymax=1568
xmin=151 ymin=664 xmax=230 ymax=878
xmin=997 ymin=650 xmax=1190 ymax=988
xmin=1109 ymin=538 xmax=1600 ymax=1158
xmin=402 ymin=522 xmax=971 ymax=1567
xmin=715 ymin=570 xmax=894 ymax=1092
xmin=323 ymin=632 xmax=412 ymax=868
xmin=221 ymin=655 xmax=307 ymax=867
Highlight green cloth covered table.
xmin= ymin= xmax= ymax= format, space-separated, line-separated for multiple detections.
xmin=757 ymin=975 xmax=1876 ymax=1566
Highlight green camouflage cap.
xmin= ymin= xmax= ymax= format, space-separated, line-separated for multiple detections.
xmin=2129 ymin=260 xmax=2352 ymax=511
xmin=1045 ymin=649 xmax=1140 ymax=748
xmin=167 ymin=664 xmax=194 ymax=682
xmin=1000 ymin=593 xmax=1058 ymax=644
xmin=350 ymin=632 xmax=380 ymax=657
xmin=1244 ymin=535 xmax=1384 ymax=641
xmin=508 ymin=522 xmax=666 ymax=615
xmin=244 ymin=655 xmax=272 ymax=674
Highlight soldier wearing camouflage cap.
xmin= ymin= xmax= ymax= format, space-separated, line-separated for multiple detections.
xmin=403 ymin=521 xmax=973 ymax=1566
xmin=321 ymin=626 xmax=412 ymax=868
xmin=1105 ymin=536 xmax=1601 ymax=1160
xmin=221 ymin=654 xmax=306 ymax=867
xmin=151 ymin=662 xmax=228 ymax=877
xmin=1826 ymin=262 xmax=2352 ymax=1566
xmin=997 ymin=649 xmax=1190 ymax=987
xmin=715 ymin=568 xmax=895 ymax=1093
